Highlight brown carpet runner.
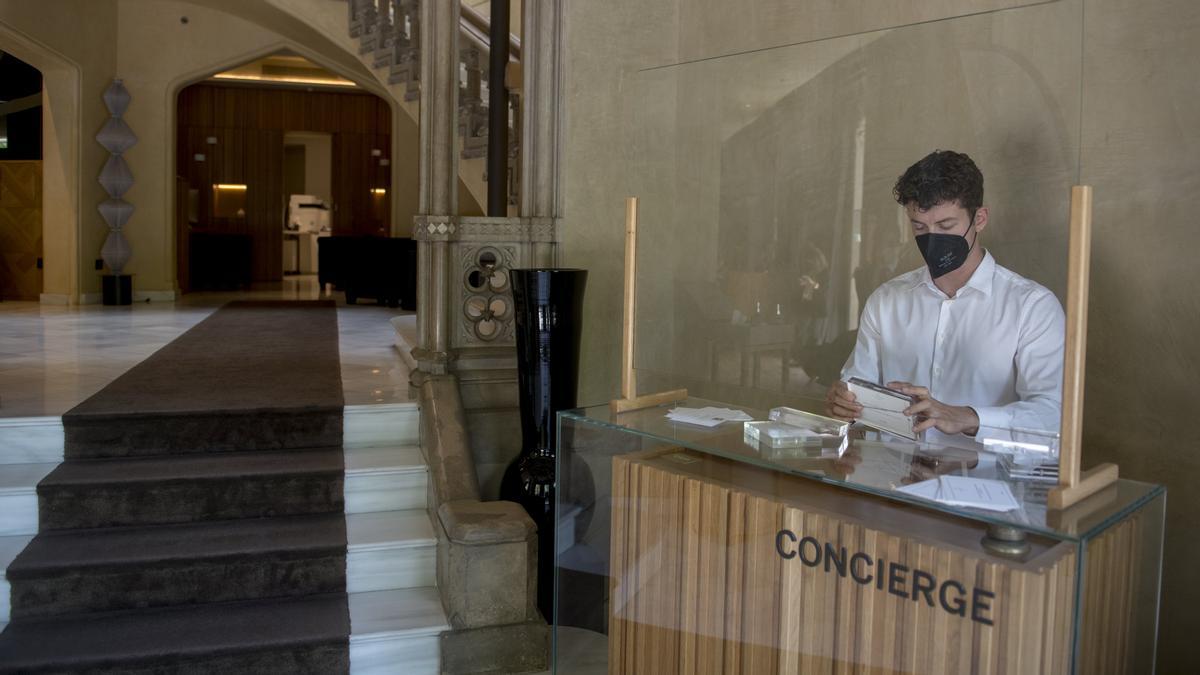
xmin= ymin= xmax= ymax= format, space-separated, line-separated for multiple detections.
xmin=0 ymin=300 xmax=350 ymax=674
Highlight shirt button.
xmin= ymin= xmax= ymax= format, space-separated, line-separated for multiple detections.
xmin=934 ymin=366 xmax=943 ymax=376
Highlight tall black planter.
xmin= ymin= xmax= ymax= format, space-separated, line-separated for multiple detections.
xmin=499 ymin=268 xmax=588 ymax=623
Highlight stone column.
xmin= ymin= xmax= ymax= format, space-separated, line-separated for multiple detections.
xmin=520 ymin=0 xmax=563 ymax=268
xmin=414 ymin=0 xmax=462 ymax=375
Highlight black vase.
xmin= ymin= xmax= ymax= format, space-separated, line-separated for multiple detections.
xmin=499 ymin=268 xmax=589 ymax=623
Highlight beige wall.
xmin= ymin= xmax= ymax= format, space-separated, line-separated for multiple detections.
xmin=114 ymin=0 xmax=414 ymax=295
xmin=115 ymin=0 xmax=311 ymax=297
xmin=0 ymin=0 xmax=117 ymax=303
xmin=283 ymin=132 xmax=333 ymax=204
xmin=1079 ymin=0 xmax=1200 ymax=669
xmin=0 ymin=0 xmax=419 ymax=298
xmin=562 ymin=0 xmax=1200 ymax=669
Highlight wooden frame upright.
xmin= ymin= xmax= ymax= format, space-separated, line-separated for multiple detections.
xmin=610 ymin=196 xmax=687 ymax=414
xmin=1048 ymin=185 xmax=1119 ymax=509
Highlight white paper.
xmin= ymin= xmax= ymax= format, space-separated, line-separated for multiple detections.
xmin=895 ymin=476 xmax=1020 ymax=512
xmin=846 ymin=380 xmax=917 ymax=441
xmin=666 ymin=406 xmax=753 ymax=428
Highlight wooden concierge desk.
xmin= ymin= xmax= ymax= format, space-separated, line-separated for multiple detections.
xmin=553 ymin=400 xmax=1165 ymax=675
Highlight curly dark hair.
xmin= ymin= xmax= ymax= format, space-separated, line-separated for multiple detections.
xmin=892 ymin=150 xmax=983 ymax=219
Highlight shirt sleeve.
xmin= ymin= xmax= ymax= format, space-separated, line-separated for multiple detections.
xmin=973 ymin=289 xmax=1065 ymax=438
xmin=840 ymin=290 xmax=884 ymax=384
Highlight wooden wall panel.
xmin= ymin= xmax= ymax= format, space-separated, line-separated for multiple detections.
xmin=176 ymin=83 xmax=391 ymax=283
xmin=0 ymin=161 xmax=43 ymax=300
xmin=610 ymin=451 xmax=1147 ymax=675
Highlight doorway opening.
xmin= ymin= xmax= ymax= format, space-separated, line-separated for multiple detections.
xmin=0 ymin=50 xmax=43 ymax=301
xmin=282 ymin=131 xmax=332 ymax=276
xmin=175 ymin=51 xmax=391 ymax=294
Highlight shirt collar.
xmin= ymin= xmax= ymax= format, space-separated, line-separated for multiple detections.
xmin=912 ymin=250 xmax=996 ymax=298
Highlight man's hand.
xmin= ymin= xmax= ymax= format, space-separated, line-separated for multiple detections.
xmin=887 ymin=381 xmax=980 ymax=436
xmin=825 ymin=380 xmax=863 ymax=421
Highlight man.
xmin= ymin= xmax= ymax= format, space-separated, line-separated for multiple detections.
xmin=826 ymin=150 xmax=1065 ymax=438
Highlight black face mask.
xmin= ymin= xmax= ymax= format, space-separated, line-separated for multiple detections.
xmin=915 ymin=216 xmax=978 ymax=279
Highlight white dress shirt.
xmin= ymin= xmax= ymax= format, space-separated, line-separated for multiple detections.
xmin=841 ymin=250 xmax=1065 ymax=437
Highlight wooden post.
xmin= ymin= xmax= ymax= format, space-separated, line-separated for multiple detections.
xmin=621 ymin=197 xmax=637 ymax=400
xmin=1048 ymin=185 xmax=1118 ymax=510
xmin=610 ymin=197 xmax=687 ymax=414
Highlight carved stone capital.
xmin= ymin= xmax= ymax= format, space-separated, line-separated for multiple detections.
xmin=413 ymin=214 xmax=458 ymax=241
xmin=414 ymin=215 xmax=558 ymax=244
xmin=457 ymin=216 xmax=558 ymax=243
xmin=414 ymin=347 xmax=452 ymax=375
xmin=526 ymin=217 xmax=557 ymax=243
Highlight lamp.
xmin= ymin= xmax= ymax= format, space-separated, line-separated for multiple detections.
xmin=96 ymin=78 xmax=136 ymax=305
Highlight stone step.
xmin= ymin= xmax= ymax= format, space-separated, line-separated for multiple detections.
xmin=0 ymin=508 xmax=438 ymax=627
xmin=36 ymin=448 xmax=343 ymax=530
xmin=347 ymin=509 xmax=436 ymax=593
xmin=6 ymin=513 xmax=347 ymax=620
xmin=0 ymin=444 xmax=427 ymax=542
xmin=0 ymin=404 xmax=419 ymax=464
xmin=349 ymin=587 xmax=448 ymax=675
xmin=63 ymin=407 xmax=343 ymax=459
xmin=0 ymin=534 xmax=32 ymax=624
xmin=0 ymin=593 xmax=352 ymax=673
xmin=0 ymin=417 xmax=63 ymax=465
xmin=345 ymin=445 xmax=428 ymax=514
xmin=344 ymin=402 xmax=419 ymax=448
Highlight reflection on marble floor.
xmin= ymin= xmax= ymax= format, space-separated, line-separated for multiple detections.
xmin=0 ymin=276 xmax=412 ymax=418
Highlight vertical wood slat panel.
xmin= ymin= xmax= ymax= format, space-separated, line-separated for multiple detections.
xmin=723 ymin=491 xmax=746 ymax=675
xmin=606 ymin=453 xmax=625 ymax=672
xmin=697 ymin=481 xmax=729 ymax=675
xmin=0 ymin=161 xmax=44 ymax=300
xmin=609 ymin=454 xmax=1148 ymax=675
xmin=631 ymin=461 xmax=653 ymax=675
xmin=678 ymin=478 xmax=702 ymax=674
xmin=741 ymin=495 xmax=781 ymax=674
xmin=175 ymin=82 xmax=392 ymax=283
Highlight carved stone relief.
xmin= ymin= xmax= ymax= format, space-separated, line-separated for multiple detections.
xmin=457 ymin=243 xmax=519 ymax=346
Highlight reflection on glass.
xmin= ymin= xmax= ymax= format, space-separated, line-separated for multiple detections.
xmin=629 ymin=0 xmax=1083 ymax=444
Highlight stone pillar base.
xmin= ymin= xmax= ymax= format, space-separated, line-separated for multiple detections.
xmin=439 ymin=620 xmax=549 ymax=675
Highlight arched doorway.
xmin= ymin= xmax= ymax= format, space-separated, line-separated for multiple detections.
xmin=0 ymin=50 xmax=43 ymax=300
xmin=0 ymin=24 xmax=81 ymax=304
xmin=169 ymin=48 xmax=405 ymax=294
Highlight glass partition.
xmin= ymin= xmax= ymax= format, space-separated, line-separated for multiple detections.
xmin=626 ymin=0 xmax=1085 ymax=445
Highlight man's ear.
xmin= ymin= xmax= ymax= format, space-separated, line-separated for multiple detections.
xmin=973 ymin=206 xmax=990 ymax=234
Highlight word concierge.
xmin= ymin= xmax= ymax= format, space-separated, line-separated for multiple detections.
xmin=775 ymin=529 xmax=996 ymax=626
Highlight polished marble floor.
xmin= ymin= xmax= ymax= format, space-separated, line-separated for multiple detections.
xmin=0 ymin=276 xmax=413 ymax=418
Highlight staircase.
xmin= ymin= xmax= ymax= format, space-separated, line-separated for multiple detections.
xmin=0 ymin=403 xmax=443 ymax=674
xmin=345 ymin=0 xmax=521 ymax=215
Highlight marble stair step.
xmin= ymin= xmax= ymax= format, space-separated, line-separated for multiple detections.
xmin=349 ymin=587 xmax=448 ymax=675
xmin=0 ymin=534 xmax=33 ymax=624
xmin=37 ymin=448 xmax=344 ymax=530
xmin=347 ymin=509 xmax=436 ymax=593
xmin=0 ymin=463 xmax=57 ymax=536
xmin=0 ymin=417 xmax=63 ymax=465
xmin=343 ymin=403 xmax=419 ymax=449
xmin=345 ymin=445 xmax=427 ymax=514
xmin=6 ymin=513 xmax=347 ymax=620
